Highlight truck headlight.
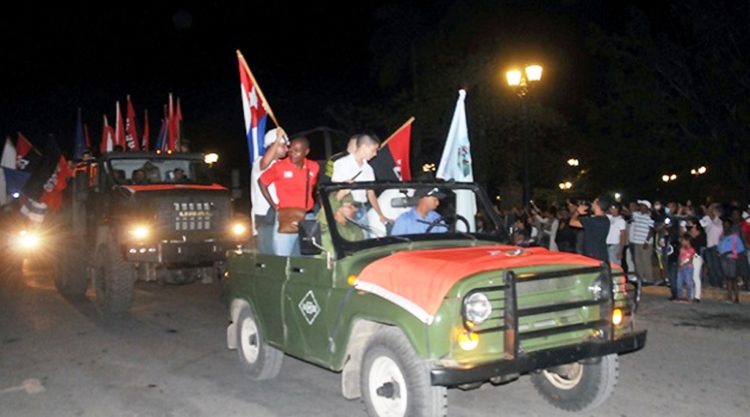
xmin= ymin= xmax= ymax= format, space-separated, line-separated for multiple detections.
xmin=129 ymin=225 xmax=150 ymax=240
xmin=231 ymin=222 xmax=248 ymax=237
xmin=15 ymin=230 xmax=40 ymax=250
xmin=463 ymin=292 xmax=492 ymax=324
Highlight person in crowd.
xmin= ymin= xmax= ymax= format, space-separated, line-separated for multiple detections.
xmin=676 ymin=235 xmax=696 ymax=302
xmin=606 ymin=202 xmax=627 ymax=266
xmin=391 ymin=187 xmax=448 ymax=235
xmin=531 ymin=202 xmax=559 ymax=250
xmin=701 ymin=203 xmax=725 ymax=287
xmin=568 ymin=196 xmax=611 ymax=263
xmin=630 ymin=200 xmax=656 ymax=283
xmin=331 ymin=134 xmax=391 ymax=231
xmin=171 ymin=167 xmax=188 ymax=183
xmin=258 ymin=136 xmax=319 ymax=256
xmin=131 ymin=169 xmax=146 ymax=184
xmin=511 ymin=214 xmax=535 ymax=246
xmin=555 ymin=207 xmax=577 ymax=253
xmin=686 ymin=217 xmax=707 ymax=302
xmin=729 ymin=207 xmax=750 ymax=289
xmin=250 ymin=128 xmax=288 ymax=254
xmin=718 ymin=219 xmax=745 ymax=303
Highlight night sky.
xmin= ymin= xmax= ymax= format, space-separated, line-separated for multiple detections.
xmin=6 ymin=1 xmax=736 ymax=202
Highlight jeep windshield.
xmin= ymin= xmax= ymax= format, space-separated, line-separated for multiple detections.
xmin=107 ymin=154 xmax=214 ymax=185
xmin=319 ymin=181 xmax=507 ymax=256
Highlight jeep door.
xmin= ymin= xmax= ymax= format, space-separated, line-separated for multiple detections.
xmin=250 ymin=252 xmax=287 ymax=345
xmin=282 ymin=255 xmax=332 ymax=363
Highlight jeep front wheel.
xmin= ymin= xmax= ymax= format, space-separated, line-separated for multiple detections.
xmin=530 ymin=354 xmax=618 ymax=412
xmin=236 ymin=304 xmax=283 ymax=380
xmin=361 ymin=328 xmax=447 ymax=417
xmin=93 ymin=242 xmax=135 ymax=314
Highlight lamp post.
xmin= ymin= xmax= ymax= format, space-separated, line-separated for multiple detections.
xmin=506 ymin=64 xmax=543 ymax=208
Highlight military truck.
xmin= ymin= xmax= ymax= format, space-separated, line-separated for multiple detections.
xmin=52 ymin=151 xmax=249 ymax=313
xmin=223 ymin=181 xmax=646 ymax=417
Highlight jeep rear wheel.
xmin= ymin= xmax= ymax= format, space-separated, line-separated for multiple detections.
xmin=530 ymin=354 xmax=618 ymax=412
xmin=361 ymin=328 xmax=447 ymax=417
xmin=93 ymin=242 xmax=135 ymax=314
xmin=236 ymin=304 xmax=283 ymax=380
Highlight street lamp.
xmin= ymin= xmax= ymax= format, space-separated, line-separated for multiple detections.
xmin=662 ymin=173 xmax=677 ymax=183
xmin=558 ymin=181 xmax=572 ymax=190
xmin=506 ymin=64 xmax=543 ymax=207
xmin=567 ymin=158 xmax=579 ymax=167
xmin=691 ymin=166 xmax=707 ymax=176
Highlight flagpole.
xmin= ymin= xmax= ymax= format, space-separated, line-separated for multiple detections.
xmin=380 ymin=116 xmax=415 ymax=149
xmin=236 ymin=50 xmax=281 ymax=128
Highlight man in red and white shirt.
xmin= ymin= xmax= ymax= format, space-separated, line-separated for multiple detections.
xmin=259 ymin=137 xmax=319 ymax=255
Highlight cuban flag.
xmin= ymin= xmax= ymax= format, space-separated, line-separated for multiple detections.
xmin=237 ymin=53 xmax=268 ymax=164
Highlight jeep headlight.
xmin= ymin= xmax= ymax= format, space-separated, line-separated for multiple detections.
xmin=463 ymin=292 xmax=492 ymax=324
xmin=129 ymin=225 xmax=150 ymax=240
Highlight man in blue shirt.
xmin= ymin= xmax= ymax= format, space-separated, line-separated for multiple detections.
xmin=391 ymin=187 xmax=448 ymax=235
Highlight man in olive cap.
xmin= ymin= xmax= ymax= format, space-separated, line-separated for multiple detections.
xmin=317 ymin=192 xmax=364 ymax=253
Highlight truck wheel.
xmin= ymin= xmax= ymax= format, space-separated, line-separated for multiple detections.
xmin=53 ymin=241 xmax=88 ymax=296
xmin=361 ymin=328 xmax=447 ymax=417
xmin=93 ymin=242 xmax=135 ymax=314
xmin=236 ymin=304 xmax=283 ymax=380
xmin=530 ymin=354 xmax=618 ymax=412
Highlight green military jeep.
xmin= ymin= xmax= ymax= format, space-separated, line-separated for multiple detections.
xmin=224 ymin=182 xmax=646 ymax=417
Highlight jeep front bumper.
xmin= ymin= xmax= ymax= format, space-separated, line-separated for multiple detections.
xmin=430 ymin=330 xmax=646 ymax=386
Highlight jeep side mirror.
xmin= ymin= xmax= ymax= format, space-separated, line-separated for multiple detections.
xmin=298 ymin=219 xmax=323 ymax=255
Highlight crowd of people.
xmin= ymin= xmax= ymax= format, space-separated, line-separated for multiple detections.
xmin=502 ymin=198 xmax=750 ymax=303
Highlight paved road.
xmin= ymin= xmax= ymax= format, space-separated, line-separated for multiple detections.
xmin=1 ymin=261 xmax=749 ymax=417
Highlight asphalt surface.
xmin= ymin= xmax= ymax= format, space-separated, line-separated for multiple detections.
xmin=1 ymin=260 xmax=749 ymax=417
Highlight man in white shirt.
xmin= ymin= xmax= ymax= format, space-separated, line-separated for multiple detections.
xmin=606 ymin=203 xmax=627 ymax=266
xmin=331 ymin=134 xmax=390 ymax=230
xmin=630 ymin=200 xmax=656 ymax=282
xmin=250 ymin=128 xmax=288 ymax=253
xmin=700 ymin=203 xmax=724 ymax=287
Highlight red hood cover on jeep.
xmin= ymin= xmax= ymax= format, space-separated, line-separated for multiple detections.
xmin=354 ymin=245 xmax=602 ymax=324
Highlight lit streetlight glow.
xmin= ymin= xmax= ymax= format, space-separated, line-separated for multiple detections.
xmin=525 ymin=65 xmax=543 ymax=81
xmin=506 ymin=70 xmax=522 ymax=86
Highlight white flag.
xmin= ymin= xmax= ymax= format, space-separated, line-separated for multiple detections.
xmin=436 ymin=89 xmax=476 ymax=232
xmin=1 ymin=137 xmax=16 ymax=169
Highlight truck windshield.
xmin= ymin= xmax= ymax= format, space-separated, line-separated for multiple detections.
xmin=109 ymin=158 xmax=213 ymax=185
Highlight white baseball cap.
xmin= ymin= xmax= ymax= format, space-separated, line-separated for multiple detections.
xmin=636 ymin=199 xmax=652 ymax=209
xmin=263 ymin=128 xmax=285 ymax=147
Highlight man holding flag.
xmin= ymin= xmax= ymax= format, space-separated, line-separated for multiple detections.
xmin=436 ymin=89 xmax=476 ymax=232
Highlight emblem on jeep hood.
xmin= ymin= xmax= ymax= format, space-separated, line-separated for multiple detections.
xmin=298 ymin=291 xmax=321 ymax=325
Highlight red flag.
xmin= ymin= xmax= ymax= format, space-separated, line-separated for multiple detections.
xmin=141 ymin=109 xmax=150 ymax=151
xmin=175 ymin=98 xmax=183 ymax=151
xmin=167 ymin=93 xmax=176 ymax=151
xmin=114 ymin=101 xmax=126 ymax=150
xmin=387 ymin=120 xmax=412 ymax=181
xmin=370 ymin=118 xmax=413 ymax=181
xmin=39 ymin=155 xmax=70 ymax=211
xmin=125 ymin=95 xmax=140 ymax=150
xmin=100 ymin=114 xmax=115 ymax=154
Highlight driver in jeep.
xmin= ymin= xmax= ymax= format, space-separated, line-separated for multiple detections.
xmin=390 ymin=187 xmax=449 ymax=235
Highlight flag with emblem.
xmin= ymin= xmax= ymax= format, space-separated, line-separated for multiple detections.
xmin=114 ymin=101 xmax=126 ymax=150
xmin=436 ymin=89 xmax=476 ymax=231
xmin=237 ymin=51 xmax=269 ymax=164
xmin=15 ymin=133 xmax=41 ymax=172
xmin=125 ymin=95 xmax=140 ymax=151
